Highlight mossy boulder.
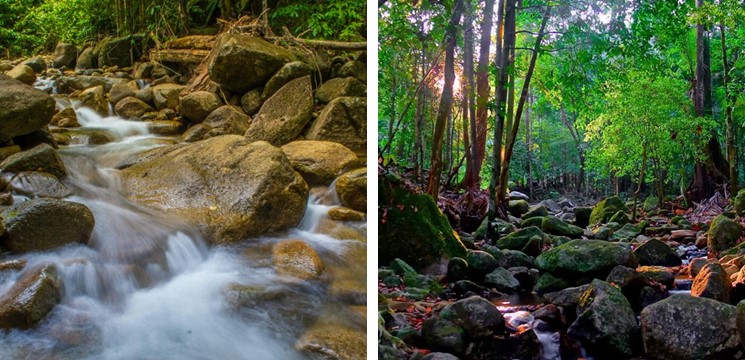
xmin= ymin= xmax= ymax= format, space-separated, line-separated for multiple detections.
xmin=520 ymin=216 xmax=544 ymax=229
xmin=542 ymin=216 xmax=583 ymax=238
xmin=495 ymin=226 xmax=544 ymax=256
xmin=534 ymin=272 xmax=572 ymax=294
xmin=633 ymin=239 xmax=682 ymax=267
xmin=535 ymin=239 xmax=637 ymax=278
xmin=735 ymin=189 xmax=745 ymax=216
xmin=574 ymin=207 xmax=592 ymax=228
xmin=96 ymin=34 xmax=152 ymax=68
xmin=508 ymin=200 xmax=530 ymax=217
xmin=589 ymin=196 xmax=628 ymax=225
xmin=474 ymin=216 xmax=516 ymax=240
xmin=707 ymin=215 xmax=742 ymax=254
xmin=2 ymin=198 xmax=94 ymax=253
xmin=608 ymin=223 xmax=642 ymax=242
xmin=466 ymin=250 xmax=501 ymax=281
xmin=484 ymin=267 xmax=521 ymax=294
xmin=522 ymin=205 xmax=548 ymax=219
xmin=379 ymin=178 xmax=466 ymax=270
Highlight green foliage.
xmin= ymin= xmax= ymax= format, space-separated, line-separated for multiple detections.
xmin=270 ymin=0 xmax=365 ymax=41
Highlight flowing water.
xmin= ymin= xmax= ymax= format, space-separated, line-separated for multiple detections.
xmin=0 ymin=93 xmax=366 ymax=359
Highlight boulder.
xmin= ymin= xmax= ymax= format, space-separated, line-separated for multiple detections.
xmin=735 ymin=189 xmax=745 ymax=216
xmin=338 ymin=60 xmax=366 ymax=82
xmin=0 ymin=75 xmax=55 ymax=143
xmin=0 ymin=264 xmax=62 ymax=329
xmin=209 ymin=34 xmax=296 ymax=93
xmin=78 ymin=85 xmax=109 ymax=115
xmin=6 ymin=172 xmax=73 ymax=198
xmin=439 ymin=296 xmax=505 ymax=338
xmin=641 ymin=294 xmax=739 ymax=360
xmin=2 ymin=198 xmax=94 ymax=252
xmin=262 ymin=61 xmax=313 ymax=99
xmin=108 ymin=82 xmax=138 ymax=105
xmin=466 ymin=250 xmax=500 ymax=280
xmin=589 ymin=196 xmax=628 ymax=225
xmin=447 ymin=257 xmax=469 ymax=282
xmin=151 ymin=84 xmax=186 ymax=110
xmin=179 ymin=91 xmax=222 ymax=123
xmin=707 ymin=215 xmax=742 ymax=254
xmin=202 ymin=105 xmax=251 ymax=138
xmin=495 ymin=226 xmax=544 ymax=256
xmin=378 ymin=178 xmax=466 ymax=270
xmin=240 ymin=89 xmax=262 ymax=115
xmin=121 ymin=136 xmax=308 ymax=244
xmin=691 ymin=263 xmax=732 ymax=303
xmin=20 ymin=57 xmax=46 ymax=73
xmin=53 ymin=43 xmax=77 ymax=69
xmin=245 ymin=76 xmax=313 ymax=146
xmin=148 ymin=120 xmax=185 ymax=135
xmin=484 ymin=267 xmax=521 ymax=293
xmin=0 ymin=144 xmax=66 ymax=178
xmin=58 ymin=75 xmax=127 ymax=93
xmin=306 ymin=96 xmax=366 ymax=151
xmin=296 ymin=322 xmax=365 ymax=360
xmin=522 ymin=205 xmax=548 ymax=219
xmin=534 ymin=272 xmax=573 ymax=294
xmin=280 ymin=140 xmax=359 ymax=186
xmin=6 ymin=64 xmax=35 ymax=85
xmin=96 ymin=34 xmax=152 ymax=68
xmin=633 ymin=239 xmax=682 ymax=267
xmin=315 ymin=77 xmax=366 ymax=104
xmin=568 ymin=279 xmax=639 ymax=358
xmin=574 ymin=207 xmax=592 ymax=228
xmin=115 ymin=97 xmax=153 ymax=119
xmin=76 ymin=47 xmax=96 ymax=69
xmin=336 ymin=168 xmax=366 ymax=212
xmin=327 ymin=207 xmax=365 ymax=222
xmin=535 ymin=239 xmax=636 ymax=278
xmin=507 ymin=200 xmax=530 ymax=217
xmin=542 ymin=216 xmax=583 ymax=238
xmin=608 ymin=223 xmax=642 ymax=242
xmin=271 ymin=240 xmax=324 ymax=280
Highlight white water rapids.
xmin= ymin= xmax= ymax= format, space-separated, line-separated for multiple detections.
xmin=0 ymin=97 xmax=366 ymax=359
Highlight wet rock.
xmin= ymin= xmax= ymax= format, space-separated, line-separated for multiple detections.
xmin=78 ymin=85 xmax=108 ymax=115
xmin=421 ymin=317 xmax=466 ymax=354
xmin=691 ymin=262 xmax=732 ymax=303
xmin=151 ymin=84 xmax=186 ymax=110
xmin=535 ymin=239 xmax=636 ymax=278
xmin=452 ymin=279 xmax=488 ymax=296
xmin=522 ymin=205 xmax=548 ymax=219
xmin=327 ymin=207 xmax=365 ymax=222
xmin=179 ymin=91 xmax=222 ymax=123
xmin=633 ymin=238 xmax=682 ymax=266
xmin=495 ymin=226 xmax=544 ymax=256
xmin=209 ymin=34 xmax=296 ymax=93
xmin=507 ymin=200 xmax=530 ymax=217
xmin=0 ymin=144 xmax=66 ymax=179
xmin=447 ymin=257 xmax=469 ymax=282
xmin=202 ymin=105 xmax=251 ymax=138
xmin=484 ymin=267 xmax=521 ymax=293
xmin=500 ymin=249 xmax=534 ymax=268
xmin=52 ymin=108 xmax=80 ymax=128
xmin=272 ymin=239 xmax=324 ymax=280
xmin=53 ymin=43 xmax=77 ymax=69
xmin=76 ymin=47 xmax=96 ymax=69
xmin=240 ymin=89 xmax=262 ymax=115
xmin=0 ymin=75 xmax=55 ymax=143
xmin=245 ymin=76 xmax=313 ymax=146
xmin=305 ymin=96 xmax=366 ymax=151
xmin=0 ymin=264 xmax=62 ymax=329
xmin=544 ymin=284 xmax=590 ymax=310
xmin=2 ymin=198 xmax=94 ymax=252
xmin=589 ymin=196 xmax=628 ymax=225
xmin=262 ymin=61 xmax=312 ymax=99
xmin=335 ymin=168 xmax=366 ymax=212
xmin=148 ymin=121 xmax=185 ymax=135
xmin=115 ymin=96 xmax=154 ymax=119
xmin=542 ymin=216 xmax=583 ymax=238
xmin=568 ymin=279 xmax=638 ymax=358
xmin=707 ymin=214 xmax=742 ymax=254
xmin=641 ymin=294 xmax=739 ymax=360
xmin=58 ymin=76 xmax=127 ymax=93
xmin=689 ymin=257 xmax=713 ymax=278
xmin=121 ymin=136 xmax=308 ymax=244
xmin=296 ymin=321 xmax=365 ymax=360
xmin=636 ymin=266 xmax=675 ymax=288
xmin=534 ymin=272 xmax=573 ymax=294
xmin=466 ymin=250 xmax=500 ymax=280
xmin=6 ymin=64 xmax=35 ymax=85
xmin=108 ymin=82 xmax=138 ymax=105
xmin=315 ymin=77 xmax=366 ymax=104
xmin=281 ymin=140 xmax=359 ymax=186
xmin=135 ymin=86 xmax=154 ymax=104
xmin=182 ymin=124 xmax=209 ymax=142
xmin=6 ymin=172 xmax=72 ymax=198
xmin=439 ymin=296 xmax=505 ymax=337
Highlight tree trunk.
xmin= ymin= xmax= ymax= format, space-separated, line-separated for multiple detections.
xmin=427 ymin=0 xmax=464 ymax=197
xmin=461 ymin=1 xmax=477 ymax=189
xmin=632 ymin=145 xmax=648 ymax=221
xmin=179 ymin=0 xmax=190 ymax=34
xmin=720 ymin=17 xmax=737 ymax=195
xmin=525 ymin=88 xmax=532 ymax=199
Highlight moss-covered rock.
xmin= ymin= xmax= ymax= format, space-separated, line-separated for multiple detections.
xmin=633 ymin=239 xmax=681 ymax=267
xmin=534 ymin=272 xmax=572 ymax=294
xmin=466 ymin=250 xmax=500 ymax=281
xmin=542 ymin=216 xmax=583 ymax=238
xmin=447 ymin=257 xmax=469 ymax=282
xmin=508 ymin=200 xmax=530 ymax=217
xmin=520 ymin=216 xmax=544 ymax=228
xmin=574 ymin=207 xmax=592 ymax=228
xmin=495 ymin=226 xmax=544 ymax=256
xmin=535 ymin=239 xmax=636 ymax=278
xmin=589 ymin=196 xmax=628 ymax=225
xmin=608 ymin=223 xmax=642 ymax=242
xmin=484 ymin=267 xmax=520 ymax=293
xmin=379 ymin=178 xmax=466 ymax=270
xmin=474 ymin=216 xmax=516 ymax=239
xmin=608 ymin=210 xmax=630 ymax=225
xmin=707 ymin=215 xmax=743 ymax=254
xmin=522 ymin=205 xmax=548 ymax=219
xmin=735 ymin=189 xmax=745 ymax=216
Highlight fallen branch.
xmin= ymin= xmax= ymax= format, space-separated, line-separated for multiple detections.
xmin=266 ymin=27 xmax=366 ymax=50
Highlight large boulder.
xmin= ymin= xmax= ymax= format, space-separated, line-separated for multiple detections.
xmin=202 ymin=105 xmax=251 ymax=138
xmin=179 ymin=91 xmax=222 ymax=123
xmin=691 ymin=262 xmax=732 ymax=303
xmin=641 ymin=294 xmax=740 ymax=360
xmin=0 ymin=144 xmax=66 ymax=178
xmin=568 ymin=279 xmax=639 ymax=358
xmin=495 ymin=226 xmax=544 ymax=256
xmin=707 ymin=215 xmax=742 ymax=254
xmin=96 ymin=34 xmax=152 ymax=68
xmin=209 ymin=34 xmax=296 ymax=93
xmin=280 ymin=140 xmax=359 ymax=185
xmin=121 ymin=136 xmax=308 ymax=244
xmin=6 ymin=64 xmax=35 ymax=85
xmin=115 ymin=97 xmax=153 ymax=119
xmin=52 ymin=43 xmax=77 ymax=69
xmin=0 ymin=264 xmax=62 ymax=329
xmin=78 ymin=85 xmax=109 ymax=115
xmin=108 ymin=82 xmax=139 ymax=105
xmin=305 ymin=96 xmax=366 ymax=151
xmin=633 ymin=239 xmax=682 ymax=267
xmin=422 ymin=296 xmax=504 ymax=355
xmin=262 ymin=61 xmax=313 ymax=99
xmin=535 ymin=239 xmax=637 ymax=278
xmin=378 ymin=177 xmax=466 ymax=270
xmin=542 ymin=216 xmax=583 ymax=238
xmin=76 ymin=47 xmax=96 ymax=69
xmin=272 ymin=239 xmax=324 ymax=280
xmin=589 ymin=196 xmax=628 ymax=225
xmin=0 ymin=75 xmax=55 ymax=143
xmin=335 ymin=168 xmax=366 ymax=212
xmin=735 ymin=189 xmax=745 ymax=216
xmin=151 ymin=84 xmax=186 ymax=110
xmin=245 ymin=76 xmax=313 ymax=146
xmin=2 ymin=198 xmax=94 ymax=253
xmin=315 ymin=77 xmax=366 ymax=104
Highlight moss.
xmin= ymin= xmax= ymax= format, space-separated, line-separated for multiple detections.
xmin=707 ymin=215 xmax=743 ymax=254
xmin=520 ymin=216 xmax=544 ymax=228
xmin=535 ymin=239 xmax=636 ymax=277
xmin=589 ymin=196 xmax=628 ymax=225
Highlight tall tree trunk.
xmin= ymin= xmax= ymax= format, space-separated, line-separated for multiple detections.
xmin=179 ymin=0 xmax=190 ymax=34
xmin=461 ymin=1 xmax=477 ymax=189
xmin=632 ymin=145 xmax=648 ymax=222
xmin=525 ymin=88 xmax=532 ymax=199
xmin=427 ymin=0 xmax=464 ymax=197
xmin=720 ymin=17 xmax=737 ymax=195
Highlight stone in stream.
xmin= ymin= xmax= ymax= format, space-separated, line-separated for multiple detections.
xmin=120 ymin=136 xmax=308 ymax=244
xmin=327 ymin=206 xmax=365 ymax=222
xmin=151 ymin=83 xmax=186 ymax=111
xmin=15 ymin=127 xmax=59 ymax=150
xmin=115 ymin=96 xmax=154 ymax=119
xmin=608 ymin=223 xmax=642 ymax=242
xmin=0 ymin=144 xmax=66 ymax=179
xmin=108 ymin=82 xmax=139 ymax=106
xmin=633 ymin=238 xmax=682 ymax=266
xmin=484 ymin=267 xmax=521 ymax=293
xmin=542 ymin=216 xmax=584 ymax=238
xmin=305 ymin=96 xmax=367 ymax=152
xmin=245 ymin=76 xmax=313 ymax=146
xmin=78 ymin=85 xmax=109 ymax=116
xmin=535 ymin=239 xmax=637 ymax=278
xmin=262 ymin=61 xmax=313 ymax=99
xmin=335 ymin=168 xmax=366 ymax=212
xmin=209 ymin=34 xmax=297 ymax=93
xmin=315 ymin=77 xmax=367 ymax=104
xmin=641 ymin=294 xmax=740 ymax=360
xmin=567 ymin=279 xmax=639 ymax=358
xmin=271 ymin=239 xmax=324 ymax=280
xmin=707 ymin=214 xmax=742 ymax=254
xmin=52 ymin=108 xmax=79 ymax=128
xmin=20 ymin=57 xmax=46 ymax=74
xmin=421 ymin=296 xmax=504 ymax=355
xmin=147 ymin=121 xmax=185 ymax=135
xmin=201 ymin=105 xmax=251 ymax=138
xmin=296 ymin=321 xmax=365 ymax=360
xmin=179 ymin=91 xmax=222 ymax=123
xmin=6 ymin=64 xmax=35 ymax=85
xmin=0 ymin=264 xmax=62 ymax=329
xmin=636 ymin=266 xmax=676 ymax=288
xmin=500 ymin=249 xmax=534 ymax=268
xmin=58 ymin=75 xmax=127 ymax=93
xmin=1 ymin=198 xmax=94 ymax=253
xmin=281 ymin=140 xmax=359 ymax=186
xmin=6 ymin=171 xmax=73 ymax=199
xmin=534 ymin=272 xmax=573 ymax=295
xmin=53 ymin=43 xmax=77 ymax=69
xmin=589 ymin=196 xmax=628 ymax=225
xmin=691 ymin=262 xmax=732 ymax=303
xmin=495 ymin=226 xmax=545 ymax=256
xmin=0 ymin=75 xmax=56 ymax=143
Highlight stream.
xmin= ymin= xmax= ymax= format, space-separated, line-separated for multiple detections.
xmin=0 ymin=83 xmax=366 ymax=359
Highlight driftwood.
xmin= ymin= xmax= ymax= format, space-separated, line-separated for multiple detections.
xmin=148 ymin=49 xmax=211 ymax=63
